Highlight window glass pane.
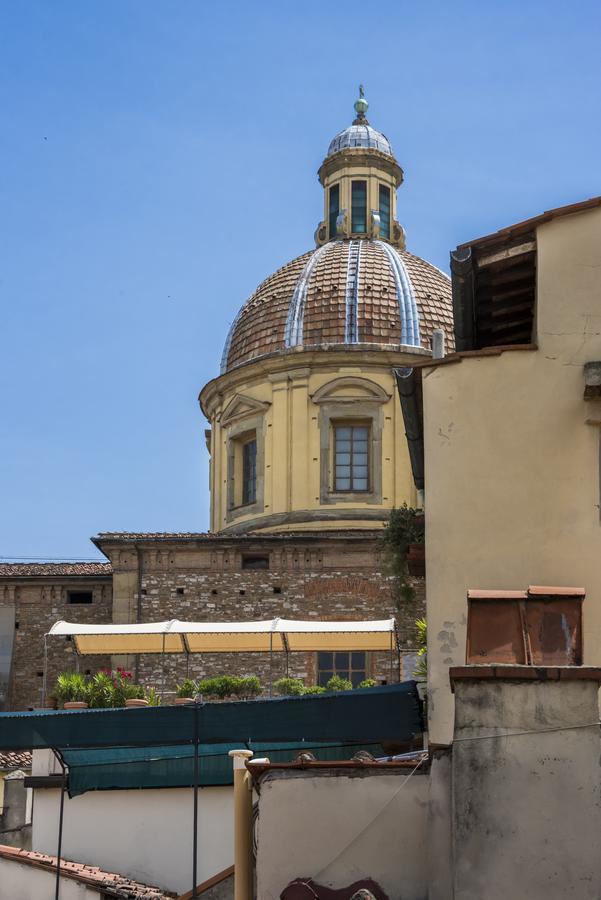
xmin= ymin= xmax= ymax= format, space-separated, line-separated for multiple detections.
xmin=336 ymin=427 xmax=351 ymax=440
xmin=351 ymin=652 xmax=365 ymax=669
xmin=335 ymin=452 xmax=351 ymax=466
xmin=351 ymin=181 xmax=367 ymax=233
xmin=379 ymin=184 xmax=391 ymax=240
xmin=354 ymin=427 xmax=369 ymax=440
xmin=318 ymin=671 xmax=333 ymax=687
xmin=351 ymin=671 xmax=366 ymax=687
xmin=318 ymin=652 xmax=333 ymax=668
xmin=329 ymin=184 xmax=340 ymax=240
xmin=353 ymin=478 xmax=368 ymax=490
xmin=242 ymin=438 xmax=257 ymax=505
xmin=338 ymin=671 xmax=350 ymax=681
xmin=335 ymin=652 xmax=350 ymax=668
xmin=335 ymin=466 xmax=350 ymax=478
xmin=336 ymin=478 xmax=351 ymax=490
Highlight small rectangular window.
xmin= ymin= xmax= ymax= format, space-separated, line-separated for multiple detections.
xmin=328 ymin=184 xmax=339 ymax=240
xmin=242 ymin=555 xmax=269 ymax=570
xmin=317 ymin=650 xmax=366 ymax=687
xmin=351 ymin=181 xmax=367 ymax=234
xmin=379 ymin=184 xmax=391 ymax=240
xmin=242 ymin=438 xmax=257 ymax=505
xmin=334 ymin=424 xmax=370 ymax=492
xmin=67 ymin=591 xmax=93 ymax=605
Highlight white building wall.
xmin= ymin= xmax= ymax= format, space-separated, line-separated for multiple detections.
xmin=0 ymin=856 xmax=101 ymax=899
xmin=32 ymin=785 xmax=233 ymax=895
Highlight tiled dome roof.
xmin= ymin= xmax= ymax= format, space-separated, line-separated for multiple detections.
xmin=221 ymin=240 xmax=454 ymax=373
xmin=327 ymin=124 xmax=393 ymax=157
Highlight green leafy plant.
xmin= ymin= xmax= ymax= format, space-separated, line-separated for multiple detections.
xmin=325 ymin=675 xmax=353 ymax=692
xmin=145 ymin=687 xmax=161 ymax=706
xmin=301 ymin=685 xmax=326 ymax=695
xmin=176 ymin=678 xmax=197 ymax=699
xmin=87 ymin=671 xmax=114 ymax=708
xmin=197 ymin=675 xmax=240 ymax=699
xmin=236 ymin=676 xmax=262 ymax=699
xmin=53 ymin=672 xmax=89 ymax=706
xmin=380 ymin=504 xmax=425 ymax=604
xmin=356 ymin=678 xmax=377 ymax=690
xmin=273 ymin=677 xmax=306 ymax=697
xmin=413 ymin=618 xmax=427 ymax=681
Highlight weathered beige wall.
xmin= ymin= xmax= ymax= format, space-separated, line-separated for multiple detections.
xmin=32 ymin=783 xmax=233 ymax=895
xmin=424 ymin=206 xmax=601 ymax=744
xmin=255 ymin=767 xmax=428 ymax=900
xmin=452 ymin=674 xmax=601 ymax=900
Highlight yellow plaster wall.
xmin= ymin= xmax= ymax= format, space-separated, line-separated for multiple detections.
xmin=207 ymin=357 xmax=419 ymax=533
xmin=423 ymin=206 xmax=601 ymax=745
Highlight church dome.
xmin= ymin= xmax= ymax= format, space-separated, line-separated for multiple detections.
xmin=220 ymin=240 xmax=454 ymax=373
xmin=327 ymin=124 xmax=393 ymax=158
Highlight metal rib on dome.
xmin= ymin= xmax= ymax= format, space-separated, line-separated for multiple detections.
xmin=284 ymin=242 xmax=332 ymax=348
xmin=375 ymin=241 xmax=421 ymax=346
xmin=327 ymin=125 xmax=393 ymax=158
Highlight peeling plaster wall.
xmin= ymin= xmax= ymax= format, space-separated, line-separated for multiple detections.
xmin=422 ymin=206 xmax=601 ymax=745
xmin=255 ymin=767 xmax=428 ymax=900
xmin=452 ymin=677 xmax=601 ymax=900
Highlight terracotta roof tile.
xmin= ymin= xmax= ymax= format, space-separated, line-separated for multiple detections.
xmin=0 ymin=845 xmax=177 ymax=898
xmin=0 ymin=751 xmax=32 ymax=769
xmin=0 ymin=563 xmax=112 ymax=577
xmin=223 ymin=239 xmax=454 ymax=371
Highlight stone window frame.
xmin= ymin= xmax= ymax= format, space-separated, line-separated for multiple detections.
xmin=312 ymin=377 xmax=389 ymax=506
xmin=225 ymin=415 xmax=266 ymax=524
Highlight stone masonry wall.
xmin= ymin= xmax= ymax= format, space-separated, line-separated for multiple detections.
xmin=117 ymin=539 xmax=425 ymax=698
xmin=4 ymin=581 xmax=112 ymax=710
xmin=4 ymin=534 xmax=425 ymax=709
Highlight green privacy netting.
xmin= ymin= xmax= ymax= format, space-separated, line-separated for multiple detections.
xmin=61 ymin=741 xmax=387 ymax=796
xmin=0 ymin=683 xmax=422 ymax=752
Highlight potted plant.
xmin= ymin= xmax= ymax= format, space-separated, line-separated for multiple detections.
xmin=325 ymin=675 xmax=353 ymax=692
xmin=175 ymin=678 xmax=197 ymax=704
xmin=54 ymin=672 xmax=89 ymax=709
xmin=87 ymin=671 xmax=115 ymax=708
xmin=124 ymin=683 xmax=148 ymax=708
xmin=356 ymin=678 xmax=377 ymax=689
xmin=273 ymin=677 xmax=305 ymax=696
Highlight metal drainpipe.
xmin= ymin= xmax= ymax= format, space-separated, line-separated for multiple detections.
xmin=228 ymin=750 xmax=254 ymax=900
xmin=134 ymin=545 xmax=143 ymax=682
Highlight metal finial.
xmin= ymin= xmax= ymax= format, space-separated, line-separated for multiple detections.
xmin=353 ymin=85 xmax=369 ymax=125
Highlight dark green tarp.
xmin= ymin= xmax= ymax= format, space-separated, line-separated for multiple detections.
xmin=0 ymin=683 xmax=422 ymax=752
xmin=61 ymin=741 xmax=387 ymax=796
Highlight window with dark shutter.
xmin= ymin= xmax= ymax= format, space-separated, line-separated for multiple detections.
xmin=328 ymin=184 xmax=339 ymax=240
xmin=379 ymin=184 xmax=390 ymax=240
xmin=351 ymin=181 xmax=367 ymax=234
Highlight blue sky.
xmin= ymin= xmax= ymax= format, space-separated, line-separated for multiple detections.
xmin=1 ymin=0 xmax=600 ymax=560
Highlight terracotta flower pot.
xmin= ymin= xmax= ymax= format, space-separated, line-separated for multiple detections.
xmin=174 ymin=696 xmax=194 ymax=705
xmin=125 ymin=698 xmax=149 ymax=708
xmin=63 ymin=701 xmax=88 ymax=710
xmin=45 ymin=698 xmax=58 ymax=710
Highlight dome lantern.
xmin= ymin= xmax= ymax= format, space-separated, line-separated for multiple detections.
xmin=315 ymin=88 xmax=405 ymax=249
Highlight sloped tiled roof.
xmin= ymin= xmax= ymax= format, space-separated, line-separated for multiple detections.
xmin=221 ymin=240 xmax=454 ymax=372
xmin=0 ymin=845 xmax=177 ymax=898
xmin=0 ymin=562 xmax=111 ymax=578
xmin=0 ymin=751 xmax=32 ymax=769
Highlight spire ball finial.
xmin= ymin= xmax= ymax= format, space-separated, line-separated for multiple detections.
xmin=353 ymin=85 xmax=369 ymax=124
